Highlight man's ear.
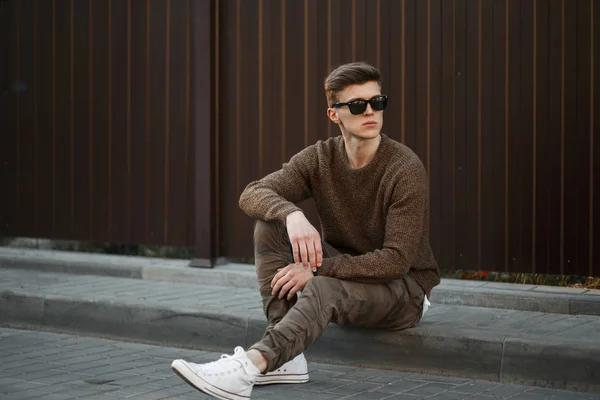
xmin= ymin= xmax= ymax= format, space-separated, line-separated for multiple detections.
xmin=327 ymin=108 xmax=340 ymax=124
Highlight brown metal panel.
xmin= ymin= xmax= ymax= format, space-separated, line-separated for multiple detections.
xmin=454 ymin=0 xmax=468 ymax=269
xmin=316 ymin=0 xmax=329 ymax=139
xmin=572 ymin=0 xmax=593 ymax=276
xmin=518 ymin=0 xmax=535 ymax=272
xmin=165 ymin=0 xmax=190 ymax=246
xmin=186 ymin=0 xmax=194 ymax=248
xmin=305 ymin=0 xmax=320 ymax=147
xmin=129 ymin=0 xmax=149 ymax=244
xmin=15 ymin=0 xmax=35 ymax=238
xmin=545 ymin=0 xmax=563 ymax=274
xmin=438 ymin=0 xmax=456 ymax=270
xmin=259 ymin=0 xmax=283 ymax=178
xmin=339 ymin=0 xmax=352 ymax=63
xmin=480 ymin=0 xmax=495 ymax=270
xmin=0 ymin=0 xmax=17 ymax=237
xmin=414 ymin=0 xmax=428 ymax=165
xmin=462 ymin=0 xmax=479 ymax=270
xmin=354 ymin=0 xmax=367 ymax=62
xmin=386 ymin=0 xmax=403 ymax=144
xmin=107 ymin=0 xmax=130 ymax=244
xmin=593 ymin=0 xmax=600 ymax=277
xmin=535 ymin=0 xmax=550 ymax=273
xmin=379 ymin=0 xmax=392 ymax=110
xmin=71 ymin=0 xmax=91 ymax=239
xmin=364 ymin=0 xmax=378 ymax=67
xmin=217 ymin=0 xmax=238 ymax=256
xmin=589 ymin=2 xmax=600 ymax=276
xmin=428 ymin=0 xmax=443 ymax=268
xmin=191 ymin=0 xmax=217 ymax=263
xmin=53 ymin=0 xmax=73 ymax=240
xmin=283 ymin=0 xmax=305 ymax=161
xmin=328 ymin=0 xmax=343 ymax=107
xmin=506 ymin=0 xmax=522 ymax=273
xmin=36 ymin=0 xmax=54 ymax=238
xmin=402 ymin=0 xmax=416 ymax=148
xmin=147 ymin=0 xmax=167 ymax=245
xmin=563 ymin=0 xmax=579 ymax=272
xmin=90 ymin=0 xmax=110 ymax=242
xmin=236 ymin=0 xmax=260 ymax=254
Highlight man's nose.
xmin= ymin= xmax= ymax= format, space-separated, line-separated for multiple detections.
xmin=364 ymin=103 xmax=374 ymax=115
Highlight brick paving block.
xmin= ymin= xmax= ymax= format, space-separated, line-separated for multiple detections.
xmin=303 ymin=378 xmax=357 ymax=392
xmin=401 ymin=373 xmax=472 ymax=385
xmin=329 ymin=382 xmax=385 ymax=395
xmin=404 ymin=382 xmax=459 ymax=397
xmin=103 ymin=373 xmax=166 ymax=389
xmin=479 ymin=384 xmax=532 ymax=398
xmin=119 ymin=364 xmax=168 ymax=377
xmin=380 ymin=394 xmax=422 ymax=400
xmin=365 ymin=374 xmax=409 ymax=385
xmin=375 ymin=379 xmax=428 ymax=394
xmin=0 ymin=380 xmax=46 ymax=394
xmin=333 ymin=369 xmax=381 ymax=382
xmin=428 ymin=391 xmax=472 ymax=400
xmin=28 ymin=372 xmax=87 ymax=385
xmin=343 ymin=391 xmax=397 ymax=399
xmin=497 ymin=393 xmax=548 ymax=400
xmin=10 ymin=368 xmax=64 ymax=382
xmin=453 ymin=381 xmax=502 ymax=394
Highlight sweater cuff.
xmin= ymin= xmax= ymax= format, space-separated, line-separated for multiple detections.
xmin=277 ymin=204 xmax=304 ymax=223
xmin=317 ymin=257 xmax=335 ymax=277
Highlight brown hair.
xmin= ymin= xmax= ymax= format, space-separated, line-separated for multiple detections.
xmin=324 ymin=62 xmax=381 ymax=107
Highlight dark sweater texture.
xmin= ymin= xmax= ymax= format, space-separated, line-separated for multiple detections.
xmin=239 ymin=134 xmax=440 ymax=296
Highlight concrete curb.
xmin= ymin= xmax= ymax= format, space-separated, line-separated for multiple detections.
xmin=1 ymin=247 xmax=599 ymax=316
xmin=1 ymin=290 xmax=598 ymax=393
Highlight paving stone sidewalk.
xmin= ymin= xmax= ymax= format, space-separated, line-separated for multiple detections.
xmin=0 ymin=327 xmax=598 ymax=400
xmin=1 ymin=268 xmax=599 ymax=341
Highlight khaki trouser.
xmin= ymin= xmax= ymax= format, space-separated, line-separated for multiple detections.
xmin=249 ymin=220 xmax=425 ymax=372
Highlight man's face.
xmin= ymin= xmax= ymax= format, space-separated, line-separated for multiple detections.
xmin=327 ymin=81 xmax=384 ymax=140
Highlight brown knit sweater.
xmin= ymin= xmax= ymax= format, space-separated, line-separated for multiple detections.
xmin=239 ymin=134 xmax=440 ymax=296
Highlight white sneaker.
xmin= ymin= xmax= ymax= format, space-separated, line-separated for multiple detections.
xmin=255 ymin=353 xmax=309 ymax=385
xmin=171 ymin=346 xmax=260 ymax=400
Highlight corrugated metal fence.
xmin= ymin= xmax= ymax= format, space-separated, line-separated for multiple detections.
xmin=1 ymin=0 xmax=598 ymax=275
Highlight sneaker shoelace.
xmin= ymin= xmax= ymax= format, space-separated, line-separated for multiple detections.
xmin=199 ymin=346 xmax=247 ymax=376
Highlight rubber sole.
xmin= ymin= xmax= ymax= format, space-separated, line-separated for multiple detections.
xmin=255 ymin=373 xmax=309 ymax=385
xmin=171 ymin=360 xmax=251 ymax=400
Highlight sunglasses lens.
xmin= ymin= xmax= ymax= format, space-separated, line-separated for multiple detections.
xmin=348 ymin=102 xmax=367 ymax=115
xmin=371 ymin=97 xmax=387 ymax=111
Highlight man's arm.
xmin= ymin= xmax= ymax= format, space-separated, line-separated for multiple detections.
xmin=239 ymin=148 xmax=314 ymax=222
xmin=239 ymin=146 xmax=323 ymax=269
xmin=317 ymin=162 xmax=428 ymax=282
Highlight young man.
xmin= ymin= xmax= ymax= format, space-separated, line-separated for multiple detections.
xmin=171 ymin=62 xmax=440 ymax=400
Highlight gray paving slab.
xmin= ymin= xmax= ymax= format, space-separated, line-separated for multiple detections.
xmin=1 ymin=269 xmax=600 ymax=393
xmin=2 ymin=247 xmax=600 ymax=316
xmin=0 ymin=327 xmax=597 ymax=400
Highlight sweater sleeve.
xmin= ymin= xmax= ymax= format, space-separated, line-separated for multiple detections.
xmin=239 ymin=146 xmax=316 ymax=222
xmin=317 ymin=161 xmax=428 ymax=282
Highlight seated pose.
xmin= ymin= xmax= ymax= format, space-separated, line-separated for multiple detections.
xmin=171 ymin=61 xmax=440 ymax=400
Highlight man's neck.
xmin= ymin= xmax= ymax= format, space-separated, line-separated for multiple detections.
xmin=343 ymin=133 xmax=382 ymax=169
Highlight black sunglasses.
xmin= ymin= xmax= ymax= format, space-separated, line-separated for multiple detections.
xmin=332 ymin=95 xmax=388 ymax=115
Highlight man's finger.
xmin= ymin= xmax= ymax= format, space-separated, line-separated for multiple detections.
xmin=299 ymin=240 xmax=309 ymax=268
xmin=307 ymin=239 xmax=316 ymax=271
xmin=271 ymin=267 xmax=290 ymax=292
xmin=272 ymin=274 xmax=289 ymax=295
xmin=315 ymin=239 xmax=323 ymax=268
xmin=278 ymin=280 xmax=296 ymax=299
xmin=291 ymin=239 xmax=300 ymax=264
xmin=287 ymin=283 xmax=302 ymax=300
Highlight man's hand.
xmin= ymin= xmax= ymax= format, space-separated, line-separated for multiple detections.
xmin=286 ymin=211 xmax=323 ymax=271
xmin=271 ymin=263 xmax=314 ymax=300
